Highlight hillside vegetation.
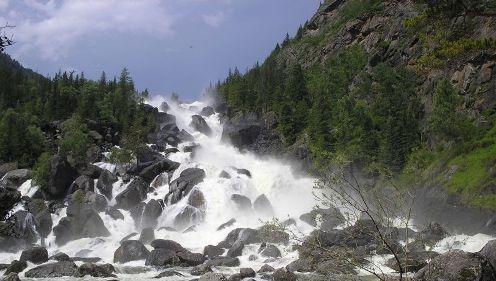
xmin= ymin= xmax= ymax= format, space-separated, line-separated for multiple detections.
xmin=215 ymin=0 xmax=496 ymax=209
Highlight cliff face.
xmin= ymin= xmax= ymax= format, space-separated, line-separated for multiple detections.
xmin=218 ymin=0 xmax=496 ymax=213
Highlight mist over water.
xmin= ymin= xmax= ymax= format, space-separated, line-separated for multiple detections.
xmin=1 ymin=97 xmax=494 ymax=280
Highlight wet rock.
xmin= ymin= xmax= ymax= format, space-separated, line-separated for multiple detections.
xmin=273 ymin=268 xmax=297 ymax=281
xmin=259 ymin=264 xmax=275 ymax=273
xmin=1 ymin=169 xmax=31 ymax=189
xmin=106 ymin=206 xmax=124 ymax=220
xmin=53 ymin=191 xmax=110 ymax=245
xmin=136 ymin=147 xmax=165 ymax=164
xmin=235 ymin=168 xmax=251 ymax=178
xmin=217 ymin=219 xmax=236 ymax=231
xmin=139 ymin=159 xmax=180 ymax=184
xmin=151 ymin=172 xmax=169 ymax=188
xmin=414 ymin=250 xmax=496 ymax=280
xmin=44 ymin=156 xmax=78 ymax=200
xmin=253 ymin=194 xmax=274 ymax=216
xmin=160 ymin=101 xmax=169 ymax=112
xmin=113 ymin=240 xmax=150 ymax=263
xmin=191 ymin=264 xmax=213 ymax=276
xmin=240 ymin=268 xmax=256 ymax=278
xmin=50 ymin=252 xmax=72 ymax=262
xmin=231 ymin=194 xmax=252 ymax=211
xmin=480 ymin=239 xmax=496 ymax=269
xmin=24 ymin=261 xmax=79 ymax=278
xmin=188 ymin=188 xmax=206 ymax=210
xmin=219 ymin=170 xmax=231 ymax=179
xmin=139 ymin=227 xmax=155 ymax=244
xmin=201 ymin=106 xmax=215 ymax=117
xmin=72 ymin=257 xmax=102 ymax=263
xmin=287 ymin=259 xmax=313 ymax=273
xmin=259 ymin=244 xmax=281 ymax=258
xmin=257 ymin=225 xmax=289 ymax=244
xmin=414 ymin=222 xmax=449 ymax=246
xmin=120 ymin=233 xmax=138 ymax=243
xmin=222 ymin=124 xmax=262 ymax=150
xmin=166 ymin=168 xmax=206 ymax=204
xmin=96 ymin=169 xmax=117 ymax=200
xmin=141 ymin=199 xmax=163 ymax=228
xmin=155 ymin=270 xmax=184 ymax=278
xmin=130 ymin=202 xmax=146 ymax=228
xmin=0 ymin=162 xmax=17 ymax=179
xmin=0 ymin=187 xmax=21 ymax=221
xmin=248 ymin=254 xmax=258 ymax=261
xmin=190 ymin=115 xmax=212 ymax=136
xmin=68 ymin=175 xmax=94 ymax=195
xmin=115 ymin=178 xmax=152 ymax=210
xmin=178 ymin=129 xmax=195 ymax=142
xmin=4 ymin=260 xmax=27 ymax=275
xmin=20 ymin=247 xmax=48 ymax=264
xmin=205 ymin=257 xmax=240 ymax=267
xmin=78 ymin=263 xmax=116 ymax=278
xmin=386 ymin=251 xmax=439 ymax=273
xmin=2 ymin=273 xmax=20 ymax=281
xmin=145 ymin=248 xmax=179 ymax=266
xmin=226 ymin=240 xmax=245 ymax=257
xmin=299 ymin=207 xmax=344 ymax=231
xmin=200 ymin=273 xmax=227 ymax=281
xmin=203 ymin=245 xmax=224 ymax=258
xmin=218 ymin=228 xmax=260 ymax=249
xmin=174 ymin=205 xmax=205 ymax=230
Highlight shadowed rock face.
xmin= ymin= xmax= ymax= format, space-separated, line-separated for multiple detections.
xmin=190 ymin=115 xmax=212 ymax=136
xmin=113 ymin=240 xmax=150 ymax=263
xmin=25 ymin=261 xmax=79 ymax=278
xmin=165 ymin=168 xmax=206 ymax=204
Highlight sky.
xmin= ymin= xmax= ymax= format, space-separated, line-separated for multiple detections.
xmin=0 ymin=0 xmax=320 ymax=101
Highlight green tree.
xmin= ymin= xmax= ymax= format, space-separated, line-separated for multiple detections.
xmin=59 ymin=115 xmax=91 ymax=163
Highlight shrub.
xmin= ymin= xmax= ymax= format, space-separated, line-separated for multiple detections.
xmin=32 ymin=152 xmax=51 ymax=191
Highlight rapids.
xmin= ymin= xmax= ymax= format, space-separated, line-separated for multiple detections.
xmin=0 ymin=97 xmax=494 ymax=280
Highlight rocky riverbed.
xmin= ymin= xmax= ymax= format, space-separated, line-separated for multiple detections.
xmin=0 ymin=98 xmax=495 ymax=281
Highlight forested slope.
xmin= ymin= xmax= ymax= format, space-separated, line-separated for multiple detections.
xmin=216 ymin=0 xmax=496 ymax=209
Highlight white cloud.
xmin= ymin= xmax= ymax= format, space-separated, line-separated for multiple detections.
xmin=202 ymin=11 xmax=225 ymax=27
xmin=10 ymin=0 xmax=177 ymax=60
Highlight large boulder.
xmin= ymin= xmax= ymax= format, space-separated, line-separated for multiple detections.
xmin=203 ymin=245 xmax=224 ymax=258
xmin=27 ymin=199 xmax=53 ymax=238
xmin=2 ymin=273 xmax=20 ymax=281
xmin=24 ymin=261 xmax=79 ymax=278
xmin=0 ymin=162 xmax=17 ymax=179
xmin=0 ymin=169 xmax=31 ymax=189
xmin=146 ymin=239 xmax=204 ymax=267
xmin=141 ymin=199 xmax=163 ymax=229
xmin=139 ymin=227 xmax=155 ymax=244
xmin=190 ymin=115 xmax=212 ymax=136
xmin=67 ymin=175 xmax=94 ymax=195
xmin=136 ymin=146 xmax=165 ymax=164
xmin=165 ymin=168 xmax=206 ymax=204
xmin=4 ymin=260 xmax=27 ymax=275
xmin=20 ymin=247 xmax=48 ymax=264
xmin=253 ymin=194 xmax=274 ymax=217
xmin=205 ymin=257 xmax=240 ymax=267
xmin=201 ymin=106 xmax=215 ymax=117
xmin=299 ymin=207 xmax=344 ymax=231
xmin=386 ymin=251 xmax=439 ymax=272
xmin=96 ymin=169 xmax=117 ymax=200
xmin=272 ymin=267 xmax=297 ymax=281
xmin=222 ymin=124 xmax=262 ymax=149
xmin=77 ymin=263 xmax=116 ymax=278
xmin=480 ymin=239 xmax=496 ymax=269
xmin=199 ymin=273 xmax=227 ymax=281
xmin=115 ymin=178 xmax=152 ymax=210
xmin=259 ymin=243 xmax=281 ymax=258
xmin=0 ymin=211 xmax=37 ymax=252
xmin=414 ymin=222 xmax=450 ymax=246
xmin=113 ymin=240 xmax=150 ymax=263
xmin=231 ymin=194 xmax=252 ymax=211
xmin=188 ymin=188 xmax=206 ymax=210
xmin=139 ymin=159 xmax=180 ymax=184
xmin=414 ymin=250 xmax=496 ymax=280
xmin=44 ymin=156 xmax=79 ymax=199
xmin=0 ymin=186 xmax=21 ymax=219
xmin=173 ymin=205 xmax=205 ymax=230
xmin=53 ymin=192 xmax=110 ymax=245
xmin=218 ymin=228 xmax=260 ymax=249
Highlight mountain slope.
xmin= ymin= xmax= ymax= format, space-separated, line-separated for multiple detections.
xmin=216 ymin=0 xmax=496 ymax=209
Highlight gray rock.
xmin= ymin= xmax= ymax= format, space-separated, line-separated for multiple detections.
xmin=139 ymin=160 xmax=180 ymax=184
xmin=188 ymin=189 xmax=206 ymax=210
xmin=199 ymin=272 xmax=227 ymax=281
xmin=20 ymin=247 xmax=48 ymax=264
xmin=205 ymin=257 xmax=240 ymax=267
xmin=203 ymin=245 xmax=224 ymax=258
xmin=414 ymin=222 xmax=449 ymax=246
xmin=219 ymin=170 xmax=231 ymax=179
xmin=174 ymin=205 xmax=205 ymax=230
xmin=235 ymin=168 xmax=251 ymax=178
xmin=96 ymin=169 xmax=117 ymax=200
xmin=191 ymin=264 xmax=213 ymax=276
xmin=1 ymin=273 xmax=20 ymax=281
xmin=24 ymin=261 xmax=79 ymax=278
xmin=272 ymin=267 xmax=297 ymax=281
xmin=155 ymin=270 xmax=184 ymax=278
xmin=50 ymin=252 xmax=72 ymax=262
xmin=4 ymin=260 xmax=27 ymax=275
xmin=141 ymin=199 xmax=163 ymax=228
xmin=68 ymin=175 xmax=94 ymax=195
xmin=106 ymin=206 xmax=124 ymax=220
xmin=226 ymin=240 xmax=245 ymax=257
xmin=480 ymin=239 xmax=496 ymax=269
xmin=253 ymin=194 xmax=274 ymax=217
xmin=217 ymin=218 xmax=236 ymax=231
xmin=231 ymin=194 xmax=252 ymax=211
xmin=259 ymin=244 xmax=281 ymax=258
xmin=139 ymin=227 xmax=155 ymax=244
xmin=115 ymin=178 xmax=152 ymax=210
xmin=44 ymin=156 xmax=78 ymax=200
xmin=113 ymin=240 xmax=150 ymax=263
xmin=201 ymin=106 xmax=215 ymax=117
xmin=258 ymin=264 xmax=275 ymax=273
xmin=165 ymin=168 xmax=206 ymax=204
xmin=1 ymin=169 xmax=31 ymax=189
xmin=78 ymin=263 xmax=116 ymax=278
xmin=240 ymin=268 xmax=256 ymax=278
xmin=0 ymin=187 xmax=21 ymax=219
xmin=190 ymin=115 xmax=212 ymax=136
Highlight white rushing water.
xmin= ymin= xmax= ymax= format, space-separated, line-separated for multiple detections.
xmin=1 ymin=97 xmax=494 ymax=280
